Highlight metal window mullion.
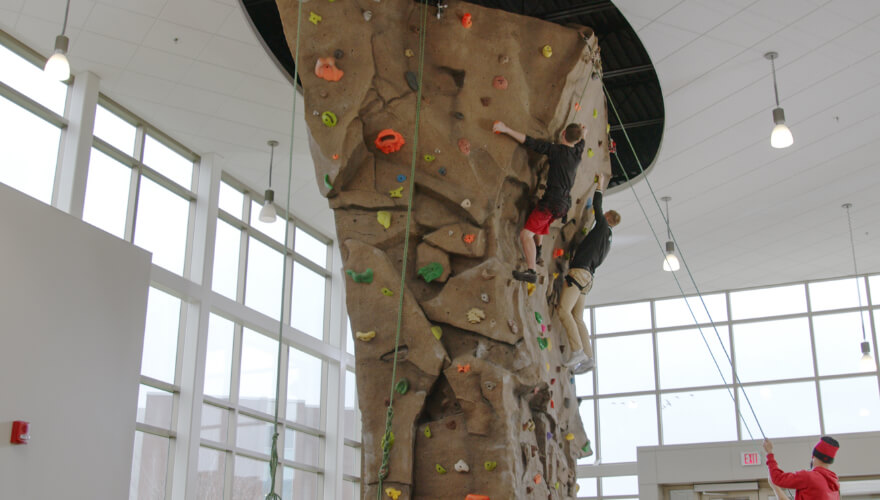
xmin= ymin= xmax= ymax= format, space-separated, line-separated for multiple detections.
xmin=725 ymin=290 xmax=744 ymax=442
xmin=136 ymin=422 xmax=176 ymax=439
xmin=805 ymin=282 xmax=825 ymax=435
xmin=865 ymin=283 xmax=880 ymax=393
xmin=279 ymin=460 xmax=323 ymax=475
xmin=651 ymin=300 xmax=663 ymax=446
xmin=139 ymin=163 xmax=197 ymax=201
xmin=140 ymin=375 xmax=180 ymax=394
xmin=0 ymin=80 xmax=67 ymax=128
xmin=292 ymin=252 xmax=332 ymax=278
xmin=591 ymin=307 xmax=600 ymax=465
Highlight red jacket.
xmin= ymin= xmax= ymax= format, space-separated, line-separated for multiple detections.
xmin=767 ymin=453 xmax=840 ymax=500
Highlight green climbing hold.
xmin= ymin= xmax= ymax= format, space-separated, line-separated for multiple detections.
xmin=395 ymin=378 xmax=410 ymax=395
xmin=435 ymin=464 xmax=447 ymax=474
xmin=346 ymin=268 xmax=374 ymax=283
xmin=484 ymin=461 xmax=497 ymax=471
xmin=582 ymin=439 xmax=593 ymax=455
xmin=381 ymin=287 xmax=394 ymax=296
xmin=417 ymin=262 xmax=443 ymax=283
xmin=535 ymin=312 xmax=543 ymax=324
xmin=323 ymin=173 xmax=333 ymax=189
xmin=587 ymin=147 xmax=594 ymax=158
xmin=381 ymin=430 xmax=395 ymax=450
xmin=537 ymin=337 xmax=549 ymax=350
xmin=321 ymin=111 xmax=338 ymax=127
xmin=424 ymin=425 xmax=432 ymax=438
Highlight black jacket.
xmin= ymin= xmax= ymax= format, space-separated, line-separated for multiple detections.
xmin=523 ymin=135 xmax=585 ymax=208
xmin=569 ymin=190 xmax=612 ymax=273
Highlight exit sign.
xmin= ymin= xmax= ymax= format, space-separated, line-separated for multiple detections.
xmin=742 ymin=452 xmax=761 ymax=466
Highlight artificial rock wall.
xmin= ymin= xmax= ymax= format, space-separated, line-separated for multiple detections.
xmin=276 ymin=1 xmax=612 ymax=498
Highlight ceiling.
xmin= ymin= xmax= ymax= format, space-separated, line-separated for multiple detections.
xmin=2 ymin=0 xmax=880 ymax=305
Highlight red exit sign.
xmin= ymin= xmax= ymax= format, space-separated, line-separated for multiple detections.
xmin=742 ymin=452 xmax=761 ymax=466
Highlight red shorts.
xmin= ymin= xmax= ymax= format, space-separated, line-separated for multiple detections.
xmin=524 ymin=206 xmax=557 ymax=235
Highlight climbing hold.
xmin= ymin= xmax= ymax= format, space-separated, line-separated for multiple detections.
xmin=540 ymin=324 xmax=546 ymax=333
xmin=355 ymin=330 xmax=376 ymax=342
xmin=507 ymin=319 xmax=518 ymax=334
xmin=405 ymin=71 xmax=419 ymax=91
xmin=389 ymin=186 xmax=403 ymax=198
xmin=534 ymin=474 xmax=542 ymax=484
xmin=542 ymin=45 xmax=553 ymax=58
xmin=346 ymin=268 xmax=373 ymax=283
xmin=480 ymin=292 xmax=489 ymax=303
xmin=555 ymin=481 xmax=560 ymax=491
xmin=463 ymin=233 xmax=476 ymax=244
xmin=582 ymin=440 xmax=593 ymax=455
xmin=465 ymin=495 xmax=490 ymax=500
xmin=438 ymin=167 xmax=446 ymax=176
xmin=405 ymin=48 xmax=414 ymax=57
xmin=527 ymin=283 xmax=536 ymax=296
xmin=550 ymin=399 xmax=555 ymax=409
xmin=537 ymin=337 xmax=548 ymax=350
xmin=363 ymin=10 xmax=372 ymax=21
xmin=375 ymin=129 xmax=405 ymax=154
xmin=480 ymin=97 xmax=491 ymax=106
xmin=331 ymin=154 xmax=339 ymax=160
xmin=498 ymin=54 xmax=509 ymax=64
xmin=381 ymin=287 xmax=393 ymax=296
xmin=525 ymin=419 xmax=535 ymax=431
xmin=492 ymin=75 xmax=508 ymax=90
xmin=333 ymin=49 xmax=344 ymax=60
xmin=460 ymin=199 xmax=471 ymax=209
xmin=606 ymin=123 xmax=611 ymax=134
xmin=423 ymin=154 xmax=435 ymax=162
xmin=550 ymin=378 xmax=556 ymax=385
xmin=395 ymin=378 xmax=409 ymax=395
xmin=593 ymin=108 xmax=598 ymax=118
xmin=484 ymin=461 xmax=497 ymax=471
xmin=385 ymin=487 xmax=401 ymax=500
xmin=446 ymin=420 xmax=457 ymax=430
xmin=396 ymin=174 xmax=406 ymax=183
xmin=484 ymin=381 xmax=496 ymax=391
xmin=574 ymin=102 xmax=581 ymax=111
xmin=377 ymin=210 xmax=391 ymax=229
xmin=424 ymin=425 xmax=432 ymax=438
xmin=461 ymin=13 xmax=472 ymax=28
xmin=609 ymin=139 xmax=617 ymax=154
xmin=309 ymin=11 xmax=322 ymax=24
xmin=546 ymin=431 xmax=553 ymax=440
xmin=592 ymin=71 xmax=600 ymax=80
xmin=381 ymin=430 xmax=395 ymax=450
xmin=323 ymin=174 xmax=333 ymax=189
xmin=417 ymin=262 xmax=444 ymax=283
xmin=454 ymin=459 xmax=470 ymax=473
xmin=314 ymin=57 xmax=344 ymax=82
xmin=430 ymin=326 xmax=442 ymax=340
xmin=535 ymin=312 xmax=543 ymax=324
xmin=435 ymin=464 xmax=447 ymax=474
xmin=321 ymin=111 xmax=337 ymax=127
xmin=566 ymin=433 xmax=575 ymax=441
xmin=457 ymin=138 xmax=471 ymax=154
xmin=457 ymin=363 xmax=471 ymax=373
xmin=466 ymin=308 xmax=486 ymax=324
xmin=587 ymin=147 xmax=594 ymax=158
xmin=553 ymin=248 xmax=564 ymax=258
xmin=452 ymin=111 xmax=464 ymax=120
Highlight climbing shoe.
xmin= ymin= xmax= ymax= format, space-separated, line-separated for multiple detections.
xmin=512 ymin=269 xmax=537 ymax=283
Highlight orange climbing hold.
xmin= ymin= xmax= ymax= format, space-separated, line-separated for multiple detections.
xmin=465 ymin=496 xmax=490 ymax=500
xmin=553 ymin=248 xmax=564 ymax=258
xmin=315 ymin=57 xmax=344 ymax=82
xmin=458 ymin=138 xmax=471 ymax=155
xmin=533 ymin=473 xmax=542 ymax=484
xmin=461 ymin=13 xmax=472 ymax=28
xmin=463 ymin=233 xmax=475 ymax=244
xmin=574 ymin=102 xmax=581 ymax=111
xmin=332 ymin=154 xmax=339 ymax=160
xmin=492 ymin=75 xmax=508 ymax=90
xmin=375 ymin=129 xmax=405 ymax=154
xmin=457 ymin=363 xmax=471 ymax=373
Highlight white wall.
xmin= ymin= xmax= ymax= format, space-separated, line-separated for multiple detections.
xmin=0 ymin=184 xmax=151 ymax=500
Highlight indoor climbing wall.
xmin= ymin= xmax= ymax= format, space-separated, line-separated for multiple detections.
xmin=275 ymin=1 xmax=612 ymax=498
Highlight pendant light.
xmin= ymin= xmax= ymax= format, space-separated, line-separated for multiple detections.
xmin=764 ymin=51 xmax=793 ymax=149
xmin=259 ymin=140 xmax=279 ymax=223
xmin=45 ymin=0 xmax=72 ymax=81
xmin=842 ymin=203 xmax=875 ymax=372
xmin=661 ymin=196 xmax=680 ymax=272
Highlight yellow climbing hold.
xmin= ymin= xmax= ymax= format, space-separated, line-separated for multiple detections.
xmin=377 ymin=210 xmax=391 ymax=229
xmin=542 ymin=45 xmax=553 ymax=58
xmin=587 ymin=148 xmax=594 ymax=158
xmin=405 ymin=48 xmax=414 ymax=57
xmin=527 ymin=283 xmax=536 ymax=296
xmin=484 ymin=461 xmax=498 ymax=471
xmin=309 ymin=11 xmax=322 ymax=24
xmin=593 ymin=108 xmax=598 ymax=118
xmin=555 ymin=481 xmax=560 ymax=490
xmin=435 ymin=463 xmax=447 ymax=474
xmin=565 ymin=432 xmax=575 ymax=441
xmin=431 ymin=325 xmax=443 ymax=340
xmin=553 ymin=272 xmax=559 ymax=279
xmin=545 ymin=362 xmax=550 ymax=372
xmin=606 ymin=123 xmax=611 ymax=133
xmin=424 ymin=154 xmax=435 ymax=162
xmin=424 ymin=425 xmax=432 ymax=438
xmin=389 ymin=186 xmax=403 ymax=198
xmin=381 ymin=287 xmax=394 ymax=296
xmin=385 ymin=487 xmax=402 ymax=500
xmin=466 ymin=308 xmax=486 ymax=324
xmin=356 ymin=330 xmax=376 ymax=342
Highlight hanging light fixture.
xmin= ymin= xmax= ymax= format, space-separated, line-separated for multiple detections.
xmin=259 ymin=140 xmax=279 ymax=223
xmin=661 ymin=196 xmax=680 ymax=272
xmin=764 ymin=51 xmax=793 ymax=149
xmin=44 ymin=0 xmax=72 ymax=81
xmin=842 ymin=203 xmax=875 ymax=372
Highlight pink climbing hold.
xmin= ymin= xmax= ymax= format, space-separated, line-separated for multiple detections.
xmin=492 ymin=75 xmax=508 ymax=90
xmin=458 ymin=138 xmax=471 ymax=155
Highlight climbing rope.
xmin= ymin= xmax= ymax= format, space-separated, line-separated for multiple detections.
xmin=376 ymin=1 xmax=431 ymax=497
xmin=602 ymin=84 xmax=767 ymax=441
xmin=265 ymin=0 xmax=305 ymax=498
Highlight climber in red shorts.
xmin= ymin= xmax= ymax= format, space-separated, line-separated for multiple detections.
xmin=493 ymin=120 xmax=586 ymax=283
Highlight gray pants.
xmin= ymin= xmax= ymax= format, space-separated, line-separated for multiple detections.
xmin=557 ymin=268 xmax=594 ymax=358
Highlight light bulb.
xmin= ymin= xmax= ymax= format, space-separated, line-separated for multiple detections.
xmin=259 ymin=189 xmax=276 ymax=223
xmin=44 ymin=35 xmax=70 ymax=81
xmin=770 ymin=107 xmax=793 ymax=149
xmin=860 ymin=341 xmax=876 ymax=372
xmin=662 ymin=241 xmax=680 ymax=272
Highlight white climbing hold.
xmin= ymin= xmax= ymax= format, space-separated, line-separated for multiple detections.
xmin=363 ymin=10 xmax=372 ymax=21
xmin=461 ymin=199 xmax=471 ymax=209
xmin=454 ymin=459 xmax=470 ymax=473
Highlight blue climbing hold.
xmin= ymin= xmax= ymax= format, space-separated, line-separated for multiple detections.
xmin=397 ymin=174 xmax=406 ymax=182
xmin=438 ymin=167 xmax=446 ymax=176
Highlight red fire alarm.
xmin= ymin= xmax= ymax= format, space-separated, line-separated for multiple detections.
xmin=10 ymin=421 xmax=30 ymax=445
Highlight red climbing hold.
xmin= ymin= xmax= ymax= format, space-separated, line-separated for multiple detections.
xmin=375 ymin=129 xmax=405 ymax=154
xmin=553 ymin=248 xmax=564 ymax=258
xmin=461 ymin=13 xmax=472 ymax=28
xmin=492 ymin=75 xmax=508 ymax=90
xmin=458 ymin=138 xmax=471 ymax=155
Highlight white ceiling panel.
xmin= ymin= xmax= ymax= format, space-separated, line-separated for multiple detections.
xmin=180 ymin=60 xmax=247 ymax=96
xmin=126 ymin=45 xmax=193 ymax=82
xmin=96 ymin=0 xmax=166 ymax=18
xmin=141 ymin=19 xmax=214 ymax=59
xmin=158 ymin=0 xmax=231 ymax=34
xmin=83 ymin=2 xmax=154 ymax=44
xmin=69 ymin=29 xmax=137 ymax=69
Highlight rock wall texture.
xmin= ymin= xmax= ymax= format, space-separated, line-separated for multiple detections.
xmin=276 ymin=1 xmax=612 ymax=498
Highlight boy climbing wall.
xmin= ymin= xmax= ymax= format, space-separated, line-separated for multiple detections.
xmin=493 ymin=120 xmax=586 ymax=283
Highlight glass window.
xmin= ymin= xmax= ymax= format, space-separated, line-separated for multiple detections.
xmin=233 ymin=455 xmax=270 ymax=499
xmin=575 ymin=370 xmax=594 ymax=398
xmin=577 ymin=399 xmax=596 ymax=466
xmin=597 ymin=334 xmax=654 ymax=393
xmin=130 ymin=431 xmax=169 ymax=500
xmin=94 ymin=104 xmax=137 ymax=155
xmin=218 ymin=181 xmax=244 ymax=218
xmin=197 ymin=447 xmax=226 ymax=499
xmin=595 ymin=302 xmax=651 ymax=334
xmin=0 ymin=96 xmax=62 ymax=203
xmin=239 ymin=328 xmax=279 ymax=414
xmin=820 ymin=376 xmax=880 ymax=434
xmin=284 ymin=428 xmax=321 ymax=467
xmin=343 ymin=445 xmax=360 ymax=476
xmin=250 ymin=199 xmax=287 ymax=243
xmin=142 ymin=134 xmax=193 ymax=188
xmin=290 ymin=262 xmax=326 ymax=339
xmin=870 ymin=276 xmax=880 ymax=305
xmin=287 ymin=347 xmax=323 ymax=429
xmin=739 ymin=382 xmax=820 ymax=439
xmin=134 ymin=177 xmax=190 ymax=275
xmin=212 ymin=220 xmax=241 ymax=300
xmin=733 ymin=318 xmax=813 ymax=383
xmin=136 ymin=384 xmax=173 ymax=430
xmin=813 ymin=311 xmax=873 ymax=376
xmin=658 ymin=327 xmax=731 ymax=389
xmin=729 ymin=284 xmax=806 ymax=320
xmin=283 ymin=467 xmax=319 ymax=500
xmin=655 ymin=293 xmax=727 ymax=328
xmin=295 ymin=227 xmax=328 ymax=268
xmin=660 ymin=389 xmax=736 ymax=445
xmin=0 ymin=44 xmax=67 ymax=114
xmin=602 ymin=475 xmax=638 ymax=496
xmin=204 ymin=314 xmax=234 ymax=400
xmin=83 ymin=147 xmax=131 ymax=238
xmin=346 ymin=319 xmax=354 ymax=355
xmin=576 ymin=477 xmax=597 ymax=497
xmin=235 ymin=414 xmax=274 ymax=456
xmin=809 ymin=278 xmax=868 ymax=312
xmin=344 ymin=370 xmax=360 ymax=442
xmin=244 ymin=236 xmax=283 ymax=320
xmin=141 ymin=287 xmax=181 ymax=383
xmin=200 ymin=404 xmax=229 ymax=443
xmin=342 ymin=481 xmax=360 ymax=500
xmin=598 ymin=395 xmax=658 ymax=463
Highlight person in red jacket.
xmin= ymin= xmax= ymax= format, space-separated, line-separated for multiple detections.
xmin=763 ymin=436 xmax=841 ymax=500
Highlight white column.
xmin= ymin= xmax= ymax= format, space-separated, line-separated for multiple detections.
xmin=54 ymin=71 xmax=99 ymax=217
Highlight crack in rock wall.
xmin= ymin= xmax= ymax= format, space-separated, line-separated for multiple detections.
xmin=276 ymin=1 xmax=613 ymax=498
